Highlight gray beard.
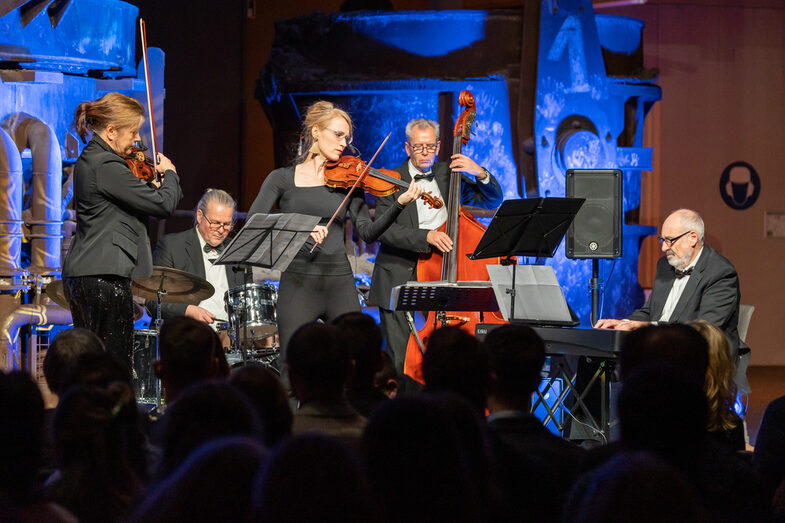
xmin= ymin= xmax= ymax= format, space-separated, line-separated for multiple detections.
xmin=666 ymin=250 xmax=691 ymax=270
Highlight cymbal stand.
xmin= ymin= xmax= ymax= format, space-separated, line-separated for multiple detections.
xmin=153 ymin=279 xmax=167 ymax=406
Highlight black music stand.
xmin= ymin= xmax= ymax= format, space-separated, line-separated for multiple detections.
xmin=215 ymin=212 xmax=319 ymax=363
xmin=468 ymin=197 xmax=584 ymax=322
xmin=216 ymin=212 xmax=321 ymax=270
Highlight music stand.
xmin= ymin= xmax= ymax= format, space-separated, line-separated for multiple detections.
xmin=215 ymin=212 xmax=320 ymax=362
xmin=468 ymin=197 xmax=584 ymax=322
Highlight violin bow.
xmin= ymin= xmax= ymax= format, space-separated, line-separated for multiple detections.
xmin=139 ymin=18 xmax=160 ymax=183
xmin=309 ymin=132 xmax=391 ymax=253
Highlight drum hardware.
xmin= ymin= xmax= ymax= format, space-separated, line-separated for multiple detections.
xmin=133 ymin=266 xmax=215 ymax=405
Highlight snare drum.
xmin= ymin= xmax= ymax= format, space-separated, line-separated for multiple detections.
xmin=224 ymin=283 xmax=277 ymax=341
xmin=132 ymin=329 xmax=158 ymax=404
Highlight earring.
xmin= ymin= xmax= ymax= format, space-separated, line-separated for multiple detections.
xmin=309 ymin=140 xmax=320 ymax=154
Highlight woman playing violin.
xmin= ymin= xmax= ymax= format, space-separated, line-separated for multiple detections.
xmin=63 ymin=92 xmax=183 ymax=366
xmin=248 ymin=100 xmax=423 ymax=358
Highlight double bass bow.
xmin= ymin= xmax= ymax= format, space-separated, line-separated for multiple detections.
xmin=403 ymin=90 xmax=506 ymax=384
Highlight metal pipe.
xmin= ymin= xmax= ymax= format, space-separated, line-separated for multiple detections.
xmin=2 ymin=113 xmax=63 ymax=275
xmin=0 ymin=127 xmax=24 ymax=276
xmin=0 ymin=304 xmax=71 ymax=371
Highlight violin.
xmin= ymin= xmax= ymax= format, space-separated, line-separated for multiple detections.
xmin=125 ymin=144 xmax=157 ymax=182
xmin=325 ymin=155 xmax=443 ymax=209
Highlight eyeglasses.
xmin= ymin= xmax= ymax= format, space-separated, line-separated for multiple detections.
xmin=408 ymin=142 xmax=438 ymax=154
xmin=657 ymin=230 xmax=691 ymax=247
xmin=324 ymin=128 xmax=352 ymax=145
xmin=201 ymin=213 xmax=234 ymax=231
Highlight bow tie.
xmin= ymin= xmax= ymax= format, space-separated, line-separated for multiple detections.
xmin=674 ymin=267 xmax=693 ymax=279
xmin=204 ymin=243 xmax=225 ymax=255
xmin=413 ymin=172 xmax=434 ymax=181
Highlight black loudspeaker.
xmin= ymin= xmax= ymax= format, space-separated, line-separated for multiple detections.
xmin=565 ymin=169 xmax=623 ymax=259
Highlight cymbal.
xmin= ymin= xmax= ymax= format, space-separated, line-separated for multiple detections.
xmin=45 ymin=280 xmax=70 ymax=310
xmin=132 ymin=266 xmax=214 ymax=304
xmin=46 ymin=280 xmax=146 ymax=321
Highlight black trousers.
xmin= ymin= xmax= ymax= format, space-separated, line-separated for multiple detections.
xmin=64 ymin=275 xmax=135 ymax=367
xmin=276 ymin=270 xmax=361 ymax=360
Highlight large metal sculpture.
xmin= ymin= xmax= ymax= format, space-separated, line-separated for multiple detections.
xmin=0 ymin=0 xmax=163 ymax=369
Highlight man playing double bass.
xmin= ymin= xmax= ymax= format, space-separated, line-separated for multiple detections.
xmin=369 ymin=118 xmax=504 ymax=375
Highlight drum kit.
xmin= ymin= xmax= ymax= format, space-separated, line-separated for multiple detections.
xmin=46 ymin=267 xmax=279 ymax=405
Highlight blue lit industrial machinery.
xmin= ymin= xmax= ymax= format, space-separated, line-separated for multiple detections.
xmin=259 ymin=0 xmax=660 ymax=325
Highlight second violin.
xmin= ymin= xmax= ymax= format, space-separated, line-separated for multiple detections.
xmin=325 ymin=155 xmax=443 ymax=209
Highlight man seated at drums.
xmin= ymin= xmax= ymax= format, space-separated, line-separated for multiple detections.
xmin=147 ymin=188 xmax=245 ymax=325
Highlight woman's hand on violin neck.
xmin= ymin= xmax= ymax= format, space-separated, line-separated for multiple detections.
xmin=449 ymin=154 xmax=483 ymax=177
xmin=396 ymin=181 xmax=425 ymax=206
xmin=310 ymin=225 xmax=329 ymax=245
xmin=156 ymin=152 xmax=176 ymax=174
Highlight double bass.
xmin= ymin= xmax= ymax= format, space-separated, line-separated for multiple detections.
xmin=403 ymin=91 xmax=506 ymax=384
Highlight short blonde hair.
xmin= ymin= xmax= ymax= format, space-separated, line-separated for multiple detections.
xmin=73 ymin=92 xmax=145 ymax=143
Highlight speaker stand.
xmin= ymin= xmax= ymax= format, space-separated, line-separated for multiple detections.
xmin=590 ymin=259 xmax=600 ymax=326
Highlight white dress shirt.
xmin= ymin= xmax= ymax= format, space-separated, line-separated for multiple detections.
xmin=409 ymin=160 xmax=448 ymax=229
xmin=195 ymin=227 xmax=231 ymax=323
xmin=659 ymin=247 xmax=704 ymax=323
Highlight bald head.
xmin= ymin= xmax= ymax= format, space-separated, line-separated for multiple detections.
xmin=660 ymin=209 xmax=704 ymax=269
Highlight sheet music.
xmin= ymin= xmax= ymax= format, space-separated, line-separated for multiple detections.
xmin=487 ymin=264 xmax=573 ymax=323
xmin=215 ymin=213 xmax=320 ymax=272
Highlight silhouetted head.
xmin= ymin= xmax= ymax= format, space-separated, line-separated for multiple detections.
xmin=43 ymin=328 xmax=105 ymax=396
xmin=484 ymin=324 xmax=546 ymax=408
xmin=422 ymin=326 xmax=490 ymax=412
xmin=253 ymin=434 xmax=374 ymax=522
xmin=59 ymin=350 xmax=133 ymax=394
xmin=620 ymin=324 xmax=709 ymax=385
xmin=229 ymin=364 xmax=293 ymax=448
xmin=131 ymin=436 xmax=267 ymax=523
xmin=156 ymin=381 xmax=262 ymax=480
xmin=156 ymin=316 xmax=222 ymax=401
xmin=332 ymin=312 xmax=383 ymax=389
xmin=619 ymin=365 xmax=708 ymax=476
xmin=362 ymin=397 xmax=481 ymax=523
xmin=286 ymin=322 xmax=350 ymax=402
xmin=0 ymin=371 xmax=44 ymax=505
xmin=564 ymin=451 xmax=708 ymax=523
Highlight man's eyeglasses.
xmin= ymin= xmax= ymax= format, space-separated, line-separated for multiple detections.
xmin=325 ymin=128 xmax=352 ymax=145
xmin=657 ymin=230 xmax=691 ymax=247
xmin=201 ymin=214 xmax=234 ymax=231
xmin=408 ymin=142 xmax=438 ymax=154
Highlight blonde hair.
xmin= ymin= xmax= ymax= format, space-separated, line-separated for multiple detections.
xmin=296 ymin=101 xmax=352 ymax=165
xmin=74 ymin=92 xmax=145 ymax=143
xmin=689 ymin=320 xmax=738 ymax=432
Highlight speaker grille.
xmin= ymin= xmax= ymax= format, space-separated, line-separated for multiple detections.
xmin=566 ymin=170 xmax=623 ymax=259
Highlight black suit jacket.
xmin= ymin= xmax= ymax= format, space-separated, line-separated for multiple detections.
xmin=628 ymin=245 xmax=743 ymax=354
xmin=63 ymin=135 xmax=182 ymax=279
xmin=148 ymin=228 xmax=245 ymax=319
xmin=368 ymin=160 xmax=503 ymax=308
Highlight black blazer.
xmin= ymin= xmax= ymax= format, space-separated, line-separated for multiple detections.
xmin=628 ymin=245 xmax=743 ymax=355
xmin=148 ymin=227 xmax=246 ymax=319
xmin=368 ymin=160 xmax=503 ymax=308
xmin=63 ymin=135 xmax=182 ymax=279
